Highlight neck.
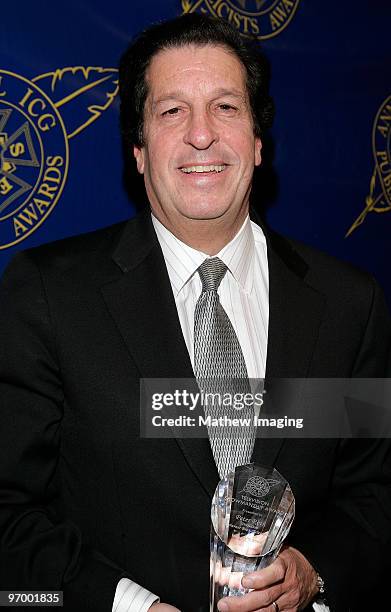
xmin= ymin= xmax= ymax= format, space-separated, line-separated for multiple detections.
xmin=152 ymin=208 xmax=249 ymax=255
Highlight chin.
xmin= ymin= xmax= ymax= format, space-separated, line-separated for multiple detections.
xmin=179 ymin=200 xmax=231 ymax=221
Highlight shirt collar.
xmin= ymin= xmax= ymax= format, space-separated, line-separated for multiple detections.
xmin=151 ymin=213 xmax=255 ymax=295
xmin=218 ymin=215 xmax=255 ymax=294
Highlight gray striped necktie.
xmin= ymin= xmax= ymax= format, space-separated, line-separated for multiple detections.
xmin=194 ymin=257 xmax=256 ymax=478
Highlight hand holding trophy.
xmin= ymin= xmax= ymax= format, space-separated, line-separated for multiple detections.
xmin=210 ymin=463 xmax=295 ymax=611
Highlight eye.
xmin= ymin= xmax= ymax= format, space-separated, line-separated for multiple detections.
xmin=216 ymin=103 xmax=238 ymax=115
xmin=161 ymin=107 xmax=180 ymax=116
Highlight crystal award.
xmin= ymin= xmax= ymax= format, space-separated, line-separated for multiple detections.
xmin=210 ymin=463 xmax=295 ymax=611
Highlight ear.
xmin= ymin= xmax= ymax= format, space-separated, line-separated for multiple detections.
xmin=133 ymin=145 xmax=145 ymax=174
xmin=254 ymin=137 xmax=262 ymax=167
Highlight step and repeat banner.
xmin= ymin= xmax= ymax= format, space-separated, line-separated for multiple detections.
xmin=0 ymin=1 xmax=390 ymax=302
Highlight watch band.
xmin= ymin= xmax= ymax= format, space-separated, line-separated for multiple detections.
xmin=316 ymin=573 xmax=328 ymax=604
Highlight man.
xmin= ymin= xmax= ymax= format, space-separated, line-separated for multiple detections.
xmin=0 ymin=13 xmax=390 ymax=612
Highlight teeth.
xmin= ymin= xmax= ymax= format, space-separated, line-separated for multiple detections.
xmin=181 ymin=164 xmax=226 ymax=173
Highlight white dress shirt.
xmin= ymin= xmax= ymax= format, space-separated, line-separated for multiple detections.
xmin=112 ymin=214 xmax=328 ymax=611
xmin=152 ymin=213 xmax=269 ymax=380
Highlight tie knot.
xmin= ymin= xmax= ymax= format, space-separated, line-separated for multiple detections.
xmin=198 ymin=257 xmax=227 ymax=292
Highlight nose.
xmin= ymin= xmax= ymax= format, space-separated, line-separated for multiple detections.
xmin=183 ymin=109 xmax=219 ymax=150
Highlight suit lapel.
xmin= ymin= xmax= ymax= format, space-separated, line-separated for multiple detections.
xmin=101 ymin=211 xmax=218 ymax=498
xmin=102 ymin=238 xmax=191 ymax=379
xmin=265 ymin=231 xmax=326 ymax=379
xmin=252 ymin=223 xmax=326 ymax=468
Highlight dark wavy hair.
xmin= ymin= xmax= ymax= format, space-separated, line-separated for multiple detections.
xmin=119 ymin=13 xmax=274 ymax=150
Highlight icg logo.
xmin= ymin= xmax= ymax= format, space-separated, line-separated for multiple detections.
xmin=0 ymin=67 xmax=118 ymax=249
xmin=346 ymin=95 xmax=391 ymax=237
xmin=182 ymin=0 xmax=300 ymax=40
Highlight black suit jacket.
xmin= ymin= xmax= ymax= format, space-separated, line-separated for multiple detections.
xmin=0 ymin=210 xmax=390 ymax=612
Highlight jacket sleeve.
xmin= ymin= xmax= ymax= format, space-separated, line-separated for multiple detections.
xmin=351 ymin=275 xmax=391 ymax=377
xmin=0 ymin=253 xmax=129 ymax=612
xmin=290 ymin=277 xmax=391 ymax=611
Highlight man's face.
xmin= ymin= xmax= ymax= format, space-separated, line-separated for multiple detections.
xmin=133 ymin=44 xmax=262 ymax=228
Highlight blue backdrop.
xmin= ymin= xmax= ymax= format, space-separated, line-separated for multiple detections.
xmin=1 ymin=1 xmax=390 ymax=304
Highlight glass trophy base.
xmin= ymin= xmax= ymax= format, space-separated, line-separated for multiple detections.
xmin=210 ymin=463 xmax=295 ymax=611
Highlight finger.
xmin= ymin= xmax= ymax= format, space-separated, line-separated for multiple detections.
xmin=217 ymin=583 xmax=284 ymax=612
xmin=247 ymin=606 xmax=281 ymax=612
xmin=269 ymin=587 xmax=301 ymax=611
xmin=253 ymin=603 xmax=295 ymax=612
xmin=260 ymin=605 xmax=283 ymax=612
xmin=241 ymin=558 xmax=286 ymax=590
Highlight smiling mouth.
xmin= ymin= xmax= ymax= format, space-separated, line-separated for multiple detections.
xmin=180 ymin=164 xmax=226 ymax=174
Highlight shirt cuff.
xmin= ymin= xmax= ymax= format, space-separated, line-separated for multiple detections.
xmin=112 ymin=577 xmax=159 ymax=612
xmin=313 ymin=602 xmax=331 ymax=612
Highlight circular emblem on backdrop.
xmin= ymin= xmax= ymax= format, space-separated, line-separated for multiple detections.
xmin=0 ymin=66 xmax=118 ymax=249
xmin=346 ymin=94 xmax=391 ymax=237
xmin=0 ymin=71 xmax=68 ymax=249
xmin=182 ymin=0 xmax=300 ymax=40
